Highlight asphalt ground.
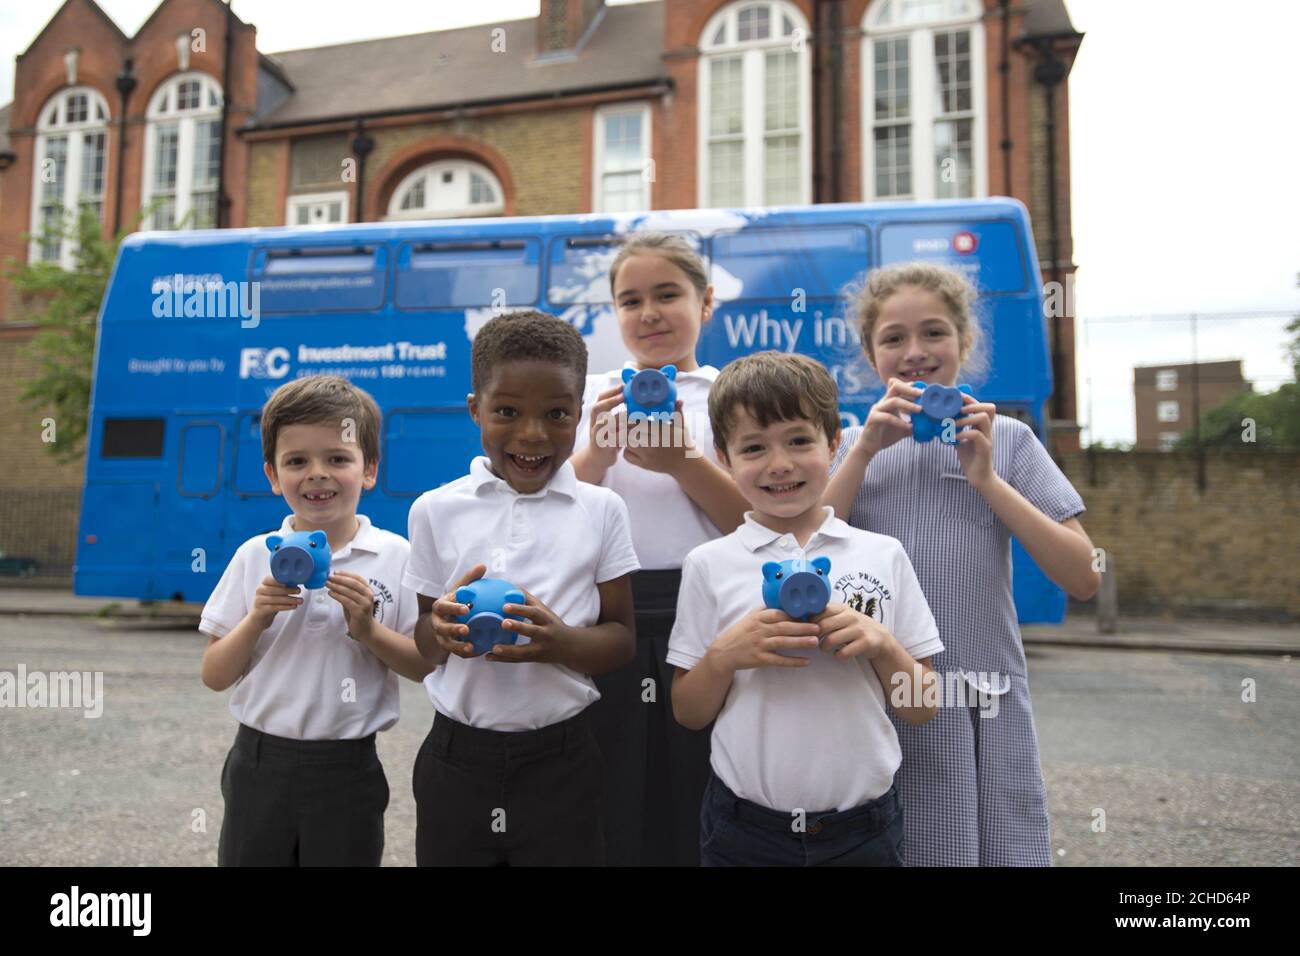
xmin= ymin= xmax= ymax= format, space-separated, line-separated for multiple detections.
xmin=0 ymin=615 xmax=1295 ymax=866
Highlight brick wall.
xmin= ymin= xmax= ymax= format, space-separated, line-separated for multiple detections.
xmin=1061 ymin=449 xmax=1300 ymax=619
xmin=0 ymin=334 xmax=86 ymax=579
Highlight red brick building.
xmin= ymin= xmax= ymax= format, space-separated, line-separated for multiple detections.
xmin=0 ymin=0 xmax=1083 ymax=570
xmin=1134 ymin=360 xmax=1251 ymax=451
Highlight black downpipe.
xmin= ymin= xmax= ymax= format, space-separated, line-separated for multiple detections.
xmin=812 ymin=0 xmax=823 ymax=202
xmin=1033 ymin=41 xmax=1067 ymax=424
xmin=828 ymin=0 xmax=842 ymax=202
xmin=350 ymin=121 xmax=374 ymax=223
xmin=215 ymin=0 xmax=234 ymax=228
xmin=999 ymin=0 xmax=1011 ymax=194
xmin=111 ymin=58 xmax=136 ymax=235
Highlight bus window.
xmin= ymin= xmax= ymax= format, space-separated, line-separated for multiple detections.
xmin=178 ymin=421 xmax=224 ymax=497
xmin=395 ymin=239 xmax=540 ymax=310
xmin=102 ymin=418 xmax=165 ymax=458
xmin=711 ymin=226 xmax=869 ymax=301
xmin=234 ymin=414 xmax=272 ymax=495
xmin=877 ymin=220 xmax=1028 ymax=293
xmin=547 ymin=233 xmax=704 ymax=306
xmin=250 ymin=244 xmax=388 ymax=313
xmin=383 ymin=409 xmax=480 ymax=496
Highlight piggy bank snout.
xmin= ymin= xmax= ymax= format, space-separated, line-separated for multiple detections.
xmin=632 ymin=376 xmax=667 ymax=403
xmin=780 ymin=572 xmax=828 ymax=618
xmin=921 ymin=386 xmax=963 ymax=420
xmin=270 ymin=546 xmax=313 ymax=583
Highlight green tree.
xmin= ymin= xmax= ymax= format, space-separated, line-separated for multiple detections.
xmin=1177 ymin=280 xmax=1300 ymax=450
xmin=5 ymin=206 xmax=139 ymax=462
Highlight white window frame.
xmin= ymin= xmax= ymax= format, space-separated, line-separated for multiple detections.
xmin=141 ymin=71 xmax=224 ymax=231
xmin=1155 ymin=369 xmax=1178 ymax=391
xmin=1157 ymin=432 xmax=1181 ymax=451
xmin=29 ymin=85 xmax=111 ymax=268
xmin=1157 ymin=400 xmax=1179 ymax=423
xmin=697 ymin=1 xmax=813 ymax=208
xmin=862 ymin=0 xmax=987 ymax=201
xmin=286 ymin=191 xmax=350 ymax=227
xmin=385 ymin=159 xmax=505 ymax=220
xmin=593 ymin=103 xmax=652 ymax=213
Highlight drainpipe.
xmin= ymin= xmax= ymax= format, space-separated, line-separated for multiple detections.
xmin=999 ymin=0 xmax=1011 ymax=194
xmin=812 ymin=0 xmax=823 ymax=202
xmin=215 ymin=0 xmax=234 ymax=228
xmin=828 ymin=0 xmax=843 ymax=202
xmin=112 ymin=58 xmax=137 ymax=234
xmin=350 ymin=120 xmax=374 ymax=222
xmin=1033 ymin=40 xmax=1067 ymax=423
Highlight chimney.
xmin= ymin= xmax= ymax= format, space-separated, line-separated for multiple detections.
xmin=537 ymin=0 xmax=605 ymax=56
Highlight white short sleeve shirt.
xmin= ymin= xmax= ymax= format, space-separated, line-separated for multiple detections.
xmin=199 ymin=514 xmax=419 ymax=741
xmin=404 ymin=457 xmax=641 ymax=732
xmin=667 ymin=507 xmax=943 ymax=812
xmin=574 ymin=364 xmax=723 ymax=570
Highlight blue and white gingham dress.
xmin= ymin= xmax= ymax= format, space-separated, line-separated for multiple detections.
xmin=832 ymin=415 xmax=1085 ymax=866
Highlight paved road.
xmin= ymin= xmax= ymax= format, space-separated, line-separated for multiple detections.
xmin=0 ymin=617 xmax=1296 ymax=866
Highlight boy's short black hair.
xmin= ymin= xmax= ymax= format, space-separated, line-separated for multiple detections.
xmin=470 ymin=309 xmax=587 ymax=394
xmin=709 ymin=351 xmax=841 ymax=458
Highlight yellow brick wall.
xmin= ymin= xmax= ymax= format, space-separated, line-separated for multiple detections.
xmin=0 ymin=337 xmax=85 ymax=574
xmin=368 ymin=110 xmax=586 ymax=217
xmin=246 ymin=141 xmax=283 ymax=227
xmin=1061 ymin=450 xmax=1300 ymax=618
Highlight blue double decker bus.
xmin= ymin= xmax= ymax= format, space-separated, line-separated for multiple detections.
xmin=76 ymin=197 xmax=1066 ymax=621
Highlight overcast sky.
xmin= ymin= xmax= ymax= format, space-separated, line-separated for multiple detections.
xmin=2 ymin=0 xmax=1297 ymax=443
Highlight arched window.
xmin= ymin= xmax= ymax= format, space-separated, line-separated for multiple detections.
xmin=698 ymin=1 xmax=812 ymax=207
xmin=30 ymin=86 xmax=110 ymax=265
xmin=386 ymin=159 xmax=506 ymax=220
xmin=143 ymin=72 xmax=223 ymax=230
xmin=862 ymin=0 xmax=986 ymax=200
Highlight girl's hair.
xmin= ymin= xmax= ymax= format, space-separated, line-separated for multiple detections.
xmin=608 ymin=231 xmax=710 ymax=298
xmin=849 ymin=261 xmax=989 ymax=385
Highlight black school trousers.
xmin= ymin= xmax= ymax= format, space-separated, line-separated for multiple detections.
xmin=589 ymin=568 xmax=714 ymax=866
xmin=218 ymin=723 xmax=389 ymax=867
xmin=413 ymin=708 xmax=605 ymax=866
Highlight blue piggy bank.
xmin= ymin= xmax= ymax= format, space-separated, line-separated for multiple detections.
xmin=622 ymin=364 xmax=678 ymax=422
xmin=267 ymin=530 xmax=331 ymax=589
xmin=762 ymin=556 xmax=832 ymax=621
xmin=455 ymin=578 xmax=529 ymax=657
xmin=910 ymin=382 xmax=975 ymax=444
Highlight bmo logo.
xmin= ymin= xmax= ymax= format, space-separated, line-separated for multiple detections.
xmin=240 ymin=347 xmax=290 ymax=380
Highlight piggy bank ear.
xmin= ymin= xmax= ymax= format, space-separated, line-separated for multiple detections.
xmin=455 ymin=586 xmax=475 ymax=606
xmin=266 ymin=535 xmax=282 ymax=552
xmin=307 ymin=530 xmax=328 ymax=549
xmin=622 ymin=368 xmax=636 ymax=384
xmin=812 ymin=556 xmax=831 ymax=576
xmin=762 ymin=561 xmax=781 ymax=582
xmin=505 ymin=589 xmax=526 ymax=607
xmin=662 ymin=364 xmax=677 ymax=381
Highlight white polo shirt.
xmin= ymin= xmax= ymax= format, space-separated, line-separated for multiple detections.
xmin=668 ymin=507 xmax=944 ymax=812
xmin=404 ymin=457 xmax=641 ymax=732
xmin=199 ymin=514 xmax=418 ymax=741
xmin=575 ymin=363 xmax=723 ymax=570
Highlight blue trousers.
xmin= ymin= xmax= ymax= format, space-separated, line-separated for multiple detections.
xmin=699 ymin=771 xmax=905 ymax=867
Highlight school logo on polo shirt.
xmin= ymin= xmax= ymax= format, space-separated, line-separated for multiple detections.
xmin=834 ymin=570 xmax=892 ymax=623
xmin=369 ymin=578 xmax=394 ymax=624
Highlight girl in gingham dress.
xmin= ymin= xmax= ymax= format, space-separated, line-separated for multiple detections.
xmin=824 ymin=262 xmax=1101 ymax=866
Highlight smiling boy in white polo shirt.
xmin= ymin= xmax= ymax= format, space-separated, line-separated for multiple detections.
xmin=200 ymin=375 xmax=429 ymax=866
xmin=669 ymin=352 xmax=944 ymax=866
xmin=406 ymin=309 xmax=640 ymax=866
